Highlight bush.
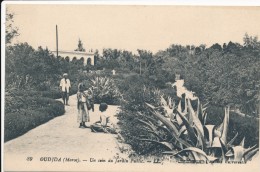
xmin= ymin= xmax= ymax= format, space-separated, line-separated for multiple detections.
xmin=118 ymin=81 xmax=259 ymax=161
xmin=4 ymin=94 xmax=65 ymax=142
xmin=118 ymin=85 xmax=162 ymax=154
xmin=90 ymin=76 xmax=122 ymax=105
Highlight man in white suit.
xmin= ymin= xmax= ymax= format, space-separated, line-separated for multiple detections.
xmin=59 ymin=73 xmax=71 ymax=106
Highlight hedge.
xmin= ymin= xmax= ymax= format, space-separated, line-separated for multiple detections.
xmin=4 ymin=94 xmax=65 ymax=142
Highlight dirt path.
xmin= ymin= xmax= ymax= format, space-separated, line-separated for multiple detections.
xmin=4 ymin=94 xmax=128 ymax=171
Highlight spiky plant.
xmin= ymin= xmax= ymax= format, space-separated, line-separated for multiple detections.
xmin=136 ymin=96 xmax=259 ymax=163
xmin=91 ymin=76 xmax=123 ymax=104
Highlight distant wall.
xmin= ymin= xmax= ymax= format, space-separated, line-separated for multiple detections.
xmin=52 ymin=50 xmax=95 ymax=65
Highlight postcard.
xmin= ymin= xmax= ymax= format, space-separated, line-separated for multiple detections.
xmin=2 ymin=1 xmax=260 ymax=172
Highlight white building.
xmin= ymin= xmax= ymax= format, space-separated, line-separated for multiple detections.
xmin=52 ymin=50 xmax=95 ymax=65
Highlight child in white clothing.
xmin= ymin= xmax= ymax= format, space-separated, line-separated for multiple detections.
xmin=90 ymin=103 xmax=117 ymax=133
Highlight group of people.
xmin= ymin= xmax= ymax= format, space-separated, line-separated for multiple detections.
xmin=59 ymin=73 xmax=117 ymax=134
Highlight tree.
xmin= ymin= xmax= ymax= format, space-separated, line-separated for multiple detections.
xmin=5 ymin=10 xmax=19 ymax=45
xmin=243 ymin=33 xmax=259 ymax=49
xmin=195 ymin=47 xmax=201 ymax=55
xmin=137 ymin=49 xmax=153 ymax=74
xmin=210 ymin=43 xmax=222 ymax=51
xmin=199 ymin=44 xmax=206 ymax=51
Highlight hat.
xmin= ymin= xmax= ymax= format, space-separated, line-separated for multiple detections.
xmin=63 ymin=73 xmax=68 ymax=76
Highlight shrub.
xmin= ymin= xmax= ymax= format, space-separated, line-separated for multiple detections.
xmin=118 ymin=84 xmax=259 ymax=162
xmin=4 ymin=94 xmax=65 ymax=142
xmin=90 ymin=76 xmax=122 ymax=105
xmin=118 ymin=86 xmax=163 ymax=154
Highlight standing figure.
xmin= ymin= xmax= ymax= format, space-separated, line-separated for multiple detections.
xmin=77 ymin=83 xmax=90 ymax=128
xmin=59 ymin=73 xmax=71 ymax=106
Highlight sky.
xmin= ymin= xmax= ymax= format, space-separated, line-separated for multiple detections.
xmin=6 ymin=4 xmax=260 ymax=54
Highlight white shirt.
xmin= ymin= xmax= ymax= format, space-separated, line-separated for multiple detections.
xmin=60 ymin=78 xmax=71 ymax=92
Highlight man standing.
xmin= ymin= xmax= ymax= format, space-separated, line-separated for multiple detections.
xmin=60 ymin=73 xmax=71 ymax=106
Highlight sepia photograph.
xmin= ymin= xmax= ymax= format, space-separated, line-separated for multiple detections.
xmin=1 ymin=1 xmax=260 ymax=171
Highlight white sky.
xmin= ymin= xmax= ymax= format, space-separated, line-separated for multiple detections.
xmin=7 ymin=4 xmax=260 ymax=54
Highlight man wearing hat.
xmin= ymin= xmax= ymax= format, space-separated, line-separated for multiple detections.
xmin=59 ymin=73 xmax=71 ymax=105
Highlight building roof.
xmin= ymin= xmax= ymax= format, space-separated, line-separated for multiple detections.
xmin=51 ymin=50 xmax=94 ymax=55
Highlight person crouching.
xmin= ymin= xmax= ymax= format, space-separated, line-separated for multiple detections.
xmin=90 ymin=103 xmax=117 ymax=134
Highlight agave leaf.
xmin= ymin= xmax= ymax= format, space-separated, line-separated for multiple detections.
xmin=204 ymin=125 xmax=215 ymax=147
xmin=203 ymin=112 xmax=207 ymax=125
xmin=160 ymin=96 xmax=167 ymax=106
xmin=225 ymin=149 xmax=234 ymax=157
xmin=138 ymin=139 xmax=174 ymax=150
xmin=146 ymin=102 xmax=156 ymax=110
xmin=202 ymin=107 xmax=207 ymax=112
xmin=211 ymin=137 xmax=221 ymax=148
xmin=173 ymin=110 xmax=183 ymax=125
xmin=168 ymin=97 xmax=173 ymax=108
xmin=220 ymin=106 xmax=230 ymax=144
xmin=202 ymin=102 xmax=209 ymax=108
xmin=232 ymin=146 xmax=245 ymax=161
xmin=187 ymin=99 xmax=204 ymax=137
xmin=178 ymin=98 xmax=187 ymax=114
xmin=244 ymin=145 xmax=257 ymax=156
xmin=195 ymin=128 xmax=206 ymax=150
xmin=162 ymin=150 xmax=179 ymax=155
xmin=244 ymin=147 xmax=259 ymax=162
xmin=215 ymin=121 xmax=223 ymax=134
xmin=227 ymin=132 xmax=238 ymax=147
xmin=136 ymin=119 xmax=164 ymax=141
xmin=196 ymin=99 xmax=204 ymax=124
xmin=174 ymin=147 xmax=209 ymax=161
xmin=192 ymin=152 xmax=208 ymax=161
xmin=219 ymin=138 xmax=228 ymax=162
xmin=177 ymin=100 xmax=182 ymax=114
xmin=178 ymin=126 xmax=187 ymax=137
xmin=176 ymin=110 xmax=197 ymax=146
xmin=187 ymin=99 xmax=205 ymax=149
xmin=158 ymin=125 xmax=173 ymax=138
xmin=146 ymin=102 xmax=192 ymax=148
xmin=239 ymin=137 xmax=245 ymax=147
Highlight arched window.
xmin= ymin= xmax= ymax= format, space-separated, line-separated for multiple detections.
xmin=80 ymin=57 xmax=85 ymax=64
xmin=65 ymin=56 xmax=70 ymax=62
xmin=87 ymin=57 xmax=91 ymax=65
xmin=72 ymin=57 xmax=77 ymax=63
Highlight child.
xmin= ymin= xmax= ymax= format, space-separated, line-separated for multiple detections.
xmin=90 ymin=103 xmax=117 ymax=134
xmin=85 ymin=87 xmax=94 ymax=112
xmin=77 ymin=83 xmax=90 ymax=128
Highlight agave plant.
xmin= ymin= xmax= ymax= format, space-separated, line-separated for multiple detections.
xmin=136 ymin=96 xmax=259 ymax=163
xmin=90 ymin=76 xmax=123 ymax=104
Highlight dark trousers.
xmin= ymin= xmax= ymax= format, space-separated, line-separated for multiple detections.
xmin=62 ymin=91 xmax=69 ymax=105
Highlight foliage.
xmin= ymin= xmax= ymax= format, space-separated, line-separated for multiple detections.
xmin=5 ymin=94 xmax=65 ymax=142
xmin=90 ymin=76 xmax=123 ymax=105
xmin=143 ymin=99 xmax=258 ymax=162
xmin=5 ymin=10 xmax=19 ymax=45
xmin=152 ymin=35 xmax=260 ymax=116
xmin=119 ymin=84 xmax=259 ymax=162
xmin=5 ymin=42 xmax=89 ymax=94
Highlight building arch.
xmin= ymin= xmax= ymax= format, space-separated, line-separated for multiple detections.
xmin=52 ymin=50 xmax=95 ymax=65
xmin=65 ymin=56 xmax=70 ymax=62
xmin=87 ymin=58 xmax=91 ymax=65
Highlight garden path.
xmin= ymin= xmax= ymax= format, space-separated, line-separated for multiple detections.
xmin=4 ymin=94 xmax=128 ymax=171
